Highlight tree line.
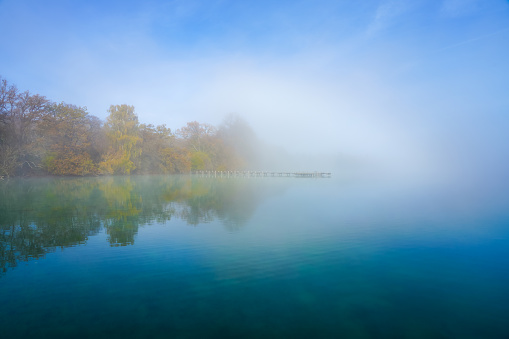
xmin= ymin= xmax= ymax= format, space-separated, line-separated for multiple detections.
xmin=0 ymin=76 xmax=254 ymax=177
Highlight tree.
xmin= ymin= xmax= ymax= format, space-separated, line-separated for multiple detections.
xmin=138 ymin=124 xmax=193 ymax=174
xmin=99 ymin=105 xmax=142 ymax=175
xmin=38 ymin=102 xmax=97 ymax=175
xmin=0 ymin=79 xmax=17 ymax=176
xmin=0 ymin=77 xmax=18 ymax=126
xmin=218 ymin=114 xmax=258 ymax=169
xmin=177 ymin=121 xmax=222 ymax=171
xmin=160 ymin=146 xmax=191 ymax=173
xmin=85 ymin=115 xmax=107 ymax=165
xmin=177 ymin=121 xmax=216 ymax=153
xmin=138 ymin=124 xmax=171 ymax=174
xmin=0 ymin=76 xmax=254 ymax=177
xmin=0 ymin=76 xmax=49 ymax=176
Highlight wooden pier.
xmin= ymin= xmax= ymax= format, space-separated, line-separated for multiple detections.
xmin=193 ymin=171 xmax=332 ymax=178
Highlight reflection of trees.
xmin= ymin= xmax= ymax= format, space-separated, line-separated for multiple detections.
xmin=180 ymin=178 xmax=268 ymax=231
xmin=0 ymin=175 xmax=286 ymax=274
xmin=100 ymin=177 xmax=142 ymax=246
xmin=0 ymin=178 xmax=102 ymax=273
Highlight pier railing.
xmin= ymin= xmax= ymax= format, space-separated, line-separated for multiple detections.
xmin=192 ymin=171 xmax=332 ymax=178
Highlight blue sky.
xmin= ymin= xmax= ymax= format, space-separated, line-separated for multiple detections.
xmin=1 ymin=0 xmax=509 ymax=180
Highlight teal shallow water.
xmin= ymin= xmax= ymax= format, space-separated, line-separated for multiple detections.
xmin=1 ymin=175 xmax=508 ymax=338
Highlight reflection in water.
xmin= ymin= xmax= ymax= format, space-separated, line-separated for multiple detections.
xmin=1 ymin=174 xmax=508 ymax=338
xmin=0 ymin=175 xmax=286 ymax=274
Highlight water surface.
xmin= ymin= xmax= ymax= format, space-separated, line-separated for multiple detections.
xmin=1 ymin=174 xmax=508 ymax=338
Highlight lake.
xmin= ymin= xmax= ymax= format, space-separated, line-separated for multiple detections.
xmin=1 ymin=174 xmax=508 ymax=338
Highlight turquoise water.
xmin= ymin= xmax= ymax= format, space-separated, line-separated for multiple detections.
xmin=1 ymin=175 xmax=508 ymax=338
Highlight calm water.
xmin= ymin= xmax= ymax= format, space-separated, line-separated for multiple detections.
xmin=1 ymin=174 xmax=508 ymax=338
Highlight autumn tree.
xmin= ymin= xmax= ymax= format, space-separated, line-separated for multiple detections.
xmin=0 ymin=77 xmax=18 ymax=176
xmin=0 ymin=76 xmax=253 ymax=177
xmin=85 ymin=114 xmax=107 ymax=165
xmin=138 ymin=124 xmax=191 ymax=174
xmin=99 ymin=104 xmax=142 ymax=175
xmin=0 ymin=76 xmax=49 ymax=176
xmin=159 ymin=146 xmax=191 ymax=173
xmin=218 ymin=114 xmax=259 ymax=169
xmin=38 ymin=102 xmax=97 ymax=175
xmin=177 ymin=121 xmax=220 ymax=171
xmin=177 ymin=121 xmax=216 ymax=153
xmin=0 ymin=77 xmax=17 ymax=125
xmin=138 ymin=123 xmax=173 ymax=174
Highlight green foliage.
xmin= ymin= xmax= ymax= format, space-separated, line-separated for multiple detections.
xmin=99 ymin=105 xmax=142 ymax=175
xmin=42 ymin=153 xmax=56 ymax=172
xmin=191 ymin=151 xmax=212 ymax=171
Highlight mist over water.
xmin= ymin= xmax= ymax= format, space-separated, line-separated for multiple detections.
xmin=1 ymin=173 xmax=508 ymax=338
xmin=1 ymin=1 xmax=508 ymax=186
xmin=1 ymin=1 xmax=509 ymax=337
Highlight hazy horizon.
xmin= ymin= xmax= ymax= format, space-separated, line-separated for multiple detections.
xmin=1 ymin=0 xmax=508 ymax=184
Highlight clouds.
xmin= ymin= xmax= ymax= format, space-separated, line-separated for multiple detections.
xmin=366 ymin=0 xmax=417 ymax=37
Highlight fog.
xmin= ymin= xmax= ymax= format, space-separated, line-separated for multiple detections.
xmin=1 ymin=0 xmax=508 ymax=189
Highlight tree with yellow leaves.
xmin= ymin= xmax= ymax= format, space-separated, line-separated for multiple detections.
xmin=99 ymin=105 xmax=142 ymax=175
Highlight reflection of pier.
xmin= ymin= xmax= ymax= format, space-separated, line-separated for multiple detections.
xmin=193 ymin=171 xmax=332 ymax=178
